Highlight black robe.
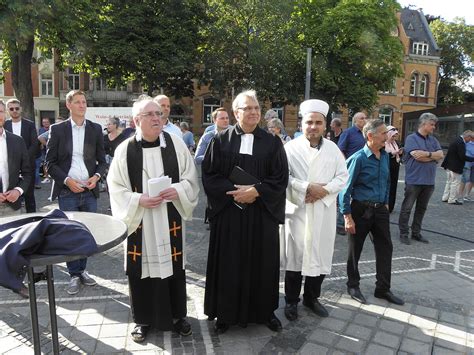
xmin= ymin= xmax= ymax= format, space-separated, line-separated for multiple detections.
xmin=125 ymin=133 xmax=186 ymax=330
xmin=202 ymin=125 xmax=288 ymax=325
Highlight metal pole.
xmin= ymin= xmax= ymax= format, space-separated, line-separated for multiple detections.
xmin=305 ymin=48 xmax=312 ymax=100
xmin=46 ymin=265 xmax=60 ymax=354
xmin=27 ymin=267 xmax=41 ymax=354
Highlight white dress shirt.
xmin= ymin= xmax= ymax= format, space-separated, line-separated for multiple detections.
xmin=67 ymin=119 xmax=90 ymax=184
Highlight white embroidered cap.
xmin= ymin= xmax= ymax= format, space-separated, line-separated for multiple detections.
xmin=299 ymin=99 xmax=330 ymax=118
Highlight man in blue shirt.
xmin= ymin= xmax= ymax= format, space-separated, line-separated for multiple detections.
xmin=194 ymin=107 xmax=230 ymax=165
xmin=399 ymin=113 xmax=444 ymax=245
xmin=153 ymin=95 xmax=183 ymax=139
xmin=337 ymin=112 xmax=367 ymax=158
xmin=339 ymin=119 xmax=404 ymax=306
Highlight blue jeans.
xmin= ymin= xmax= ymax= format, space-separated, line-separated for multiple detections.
xmin=58 ymin=189 xmax=98 ymax=277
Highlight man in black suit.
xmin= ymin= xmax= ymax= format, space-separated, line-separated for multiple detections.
xmin=5 ymin=99 xmax=39 ymax=213
xmin=0 ymin=99 xmax=32 ymax=217
xmin=46 ymin=90 xmax=107 ymax=295
xmin=441 ymin=130 xmax=474 ymax=205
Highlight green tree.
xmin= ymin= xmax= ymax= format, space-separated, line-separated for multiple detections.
xmin=0 ymin=0 xmax=102 ymax=120
xmin=293 ymin=0 xmax=404 ymax=111
xmin=80 ymin=0 xmax=206 ymax=97
xmin=430 ymin=18 xmax=474 ymax=105
xmin=197 ymin=0 xmax=301 ymax=103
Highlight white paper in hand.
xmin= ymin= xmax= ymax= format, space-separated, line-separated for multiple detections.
xmin=148 ymin=176 xmax=172 ymax=200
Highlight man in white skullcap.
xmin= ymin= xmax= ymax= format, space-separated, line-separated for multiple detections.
xmin=280 ymin=99 xmax=348 ymax=321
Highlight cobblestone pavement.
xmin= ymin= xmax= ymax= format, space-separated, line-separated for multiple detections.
xmin=1 ymin=166 xmax=473 ymax=354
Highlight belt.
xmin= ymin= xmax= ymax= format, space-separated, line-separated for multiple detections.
xmin=355 ymin=200 xmax=384 ymax=208
xmin=63 ymin=186 xmax=91 ymax=193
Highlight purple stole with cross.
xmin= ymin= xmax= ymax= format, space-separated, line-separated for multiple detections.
xmin=125 ymin=132 xmax=183 ymax=278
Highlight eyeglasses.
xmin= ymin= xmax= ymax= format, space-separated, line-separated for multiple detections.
xmin=9 ymin=107 xmax=21 ymax=111
xmin=140 ymin=111 xmax=163 ymax=118
xmin=238 ymin=106 xmax=260 ymax=112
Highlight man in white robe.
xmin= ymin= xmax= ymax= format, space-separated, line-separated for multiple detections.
xmin=107 ymin=96 xmax=199 ymax=342
xmin=281 ymin=99 xmax=348 ymax=321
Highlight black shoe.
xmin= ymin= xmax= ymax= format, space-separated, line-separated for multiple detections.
xmin=374 ymin=291 xmax=405 ymax=305
xmin=448 ymin=201 xmax=463 ymax=205
xmin=411 ymin=234 xmax=429 ymax=244
xmin=400 ymin=236 xmax=411 ymax=245
xmin=174 ymin=318 xmax=192 ymax=336
xmin=33 ymin=271 xmax=48 ymax=283
xmin=348 ymin=287 xmax=367 ymax=304
xmin=284 ymin=303 xmax=298 ymax=321
xmin=13 ymin=285 xmax=29 ymax=299
xmin=303 ymin=299 xmax=329 ymax=317
xmin=214 ymin=320 xmax=229 ymax=334
xmin=131 ymin=325 xmax=150 ymax=343
xmin=266 ymin=313 xmax=282 ymax=332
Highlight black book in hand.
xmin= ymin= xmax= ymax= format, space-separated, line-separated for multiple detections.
xmin=228 ymin=166 xmax=260 ymax=210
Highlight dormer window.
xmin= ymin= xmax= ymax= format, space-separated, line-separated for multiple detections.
xmin=413 ymin=42 xmax=429 ymax=56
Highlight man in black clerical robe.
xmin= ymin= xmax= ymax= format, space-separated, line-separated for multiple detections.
xmin=202 ymin=90 xmax=288 ymax=334
xmin=107 ymin=97 xmax=199 ymax=342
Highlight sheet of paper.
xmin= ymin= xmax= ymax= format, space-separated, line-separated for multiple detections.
xmin=148 ymin=176 xmax=172 ymax=198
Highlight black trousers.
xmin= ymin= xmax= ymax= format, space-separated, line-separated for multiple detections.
xmin=346 ymin=200 xmax=392 ymax=293
xmin=388 ymin=157 xmax=400 ymax=213
xmin=23 ymin=175 xmax=36 ymax=213
xmin=285 ymin=270 xmax=325 ymax=304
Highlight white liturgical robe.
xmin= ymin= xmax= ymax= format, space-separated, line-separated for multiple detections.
xmin=281 ymin=136 xmax=348 ymax=276
xmin=107 ymin=133 xmax=199 ymax=279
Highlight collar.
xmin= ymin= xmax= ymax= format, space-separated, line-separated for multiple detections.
xmin=416 ymin=131 xmax=428 ymax=140
xmin=0 ymin=128 xmax=6 ymax=138
xmin=363 ymin=144 xmax=384 ymax=157
xmin=70 ymin=118 xmax=86 ymax=128
xmin=136 ymin=130 xmax=166 ymax=148
xmin=308 ymin=136 xmax=324 ymax=150
xmin=234 ymin=124 xmax=263 ymax=138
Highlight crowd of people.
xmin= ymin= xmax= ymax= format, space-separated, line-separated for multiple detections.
xmin=1 ymin=89 xmax=473 ymax=343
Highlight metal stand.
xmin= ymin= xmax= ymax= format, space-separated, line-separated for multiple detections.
xmin=27 ymin=266 xmax=60 ymax=355
xmin=27 ymin=268 xmax=41 ymax=354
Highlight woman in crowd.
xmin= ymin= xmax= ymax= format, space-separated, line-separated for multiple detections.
xmin=385 ymin=125 xmax=403 ymax=213
xmin=267 ymin=118 xmax=291 ymax=144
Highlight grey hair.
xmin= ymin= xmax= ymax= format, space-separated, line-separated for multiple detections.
xmin=153 ymin=94 xmax=169 ymax=103
xmin=353 ymin=112 xmax=366 ymax=121
xmin=331 ymin=117 xmax=342 ymax=127
xmin=180 ymin=121 xmax=189 ymax=130
xmin=462 ymin=130 xmax=473 ymax=138
xmin=362 ymin=119 xmax=385 ymax=139
xmin=418 ymin=112 xmax=438 ymax=125
xmin=132 ymin=95 xmax=154 ymax=118
xmin=232 ymin=89 xmax=259 ymax=112
xmin=268 ymin=118 xmax=285 ymax=132
xmin=264 ymin=109 xmax=278 ymax=120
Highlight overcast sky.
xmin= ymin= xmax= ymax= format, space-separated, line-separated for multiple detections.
xmin=397 ymin=0 xmax=473 ymax=24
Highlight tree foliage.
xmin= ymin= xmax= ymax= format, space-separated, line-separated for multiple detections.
xmin=80 ymin=0 xmax=206 ymax=97
xmin=0 ymin=0 xmax=102 ymax=120
xmin=430 ymin=18 xmax=474 ymax=105
xmin=197 ymin=0 xmax=300 ymax=103
xmin=292 ymin=0 xmax=404 ymax=111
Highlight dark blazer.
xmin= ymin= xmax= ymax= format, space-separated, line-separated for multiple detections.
xmin=45 ymin=119 xmax=107 ymax=200
xmin=3 ymin=131 xmax=32 ymax=210
xmin=441 ymin=136 xmax=474 ymax=174
xmin=4 ymin=118 xmax=40 ymax=163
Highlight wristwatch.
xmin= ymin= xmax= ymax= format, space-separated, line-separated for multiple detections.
xmin=428 ymin=152 xmax=432 ymax=158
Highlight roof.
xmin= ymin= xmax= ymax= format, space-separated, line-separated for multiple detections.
xmin=401 ymin=8 xmax=440 ymax=56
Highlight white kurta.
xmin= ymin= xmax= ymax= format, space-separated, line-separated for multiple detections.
xmin=107 ymin=133 xmax=199 ymax=279
xmin=281 ymin=136 xmax=348 ymax=276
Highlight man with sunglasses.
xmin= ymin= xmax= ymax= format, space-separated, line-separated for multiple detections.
xmin=5 ymin=99 xmax=40 ymax=213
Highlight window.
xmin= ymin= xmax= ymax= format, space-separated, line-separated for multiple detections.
xmin=413 ymin=42 xmax=429 ymax=56
xmin=410 ymin=73 xmax=418 ymax=96
xmin=203 ymin=97 xmax=221 ymax=125
xmin=67 ymin=68 xmax=80 ymax=90
xmin=419 ymin=75 xmax=428 ymax=97
xmin=378 ymin=108 xmax=393 ymax=125
xmin=409 ymin=73 xmax=429 ymax=97
xmin=41 ymin=73 xmax=53 ymax=96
